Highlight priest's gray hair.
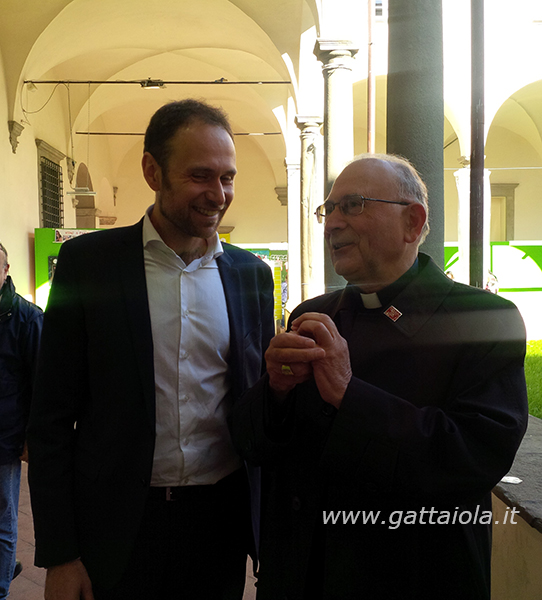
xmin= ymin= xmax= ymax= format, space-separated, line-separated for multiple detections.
xmin=350 ymin=153 xmax=430 ymax=244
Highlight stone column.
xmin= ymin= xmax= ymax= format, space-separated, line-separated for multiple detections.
xmin=285 ymin=158 xmax=301 ymax=312
xmin=454 ymin=159 xmax=492 ymax=285
xmin=387 ymin=0 xmax=444 ymax=268
xmin=314 ymin=39 xmax=359 ymax=292
xmin=454 ymin=163 xmax=471 ymax=284
xmin=296 ymin=116 xmax=323 ymax=301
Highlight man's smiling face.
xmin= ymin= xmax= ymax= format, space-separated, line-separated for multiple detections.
xmin=151 ymin=120 xmax=237 ymax=245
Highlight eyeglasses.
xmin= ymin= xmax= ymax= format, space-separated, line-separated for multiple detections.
xmin=315 ymin=195 xmax=411 ymax=224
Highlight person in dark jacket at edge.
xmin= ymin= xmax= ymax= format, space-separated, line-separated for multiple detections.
xmin=230 ymin=154 xmax=529 ymax=600
xmin=0 ymin=242 xmax=43 ymax=598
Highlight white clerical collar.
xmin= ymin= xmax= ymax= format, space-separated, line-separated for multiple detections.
xmin=360 ymin=292 xmax=382 ymax=309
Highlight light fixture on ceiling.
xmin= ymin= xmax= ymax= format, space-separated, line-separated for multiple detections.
xmin=67 ymin=84 xmax=97 ymax=199
xmin=66 ymin=187 xmax=96 ymax=196
xmin=140 ymin=78 xmax=165 ymax=89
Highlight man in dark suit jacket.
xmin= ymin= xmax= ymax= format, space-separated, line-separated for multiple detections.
xmin=27 ymin=100 xmax=274 ymax=600
xmin=231 ymin=154 xmax=528 ymax=600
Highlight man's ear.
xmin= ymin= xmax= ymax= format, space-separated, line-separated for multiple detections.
xmin=404 ymin=202 xmax=427 ymax=243
xmin=142 ymin=152 xmax=162 ymax=192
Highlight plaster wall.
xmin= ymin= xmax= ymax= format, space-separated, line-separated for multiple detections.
xmin=443 ymin=126 xmax=542 ymax=243
xmin=74 ymin=118 xmax=118 ymax=222
xmin=113 ymin=140 xmax=153 ymax=227
xmin=112 ymin=133 xmax=287 ymax=244
xmin=225 ymin=135 xmax=287 ymax=244
xmin=486 ymin=127 xmax=542 ymax=241
xmin=23 ymin=85 xmax=70 ymax=156
xmin=0 ymin=55 xmax=41 ymax=299
xmin=443 ymin=170 xmax=460 ymax=242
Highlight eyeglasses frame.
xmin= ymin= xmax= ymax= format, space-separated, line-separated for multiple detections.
xmin=315 ymin=195 xmax=411 ymax=224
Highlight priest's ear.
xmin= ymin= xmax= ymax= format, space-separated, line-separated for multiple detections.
xmin=142 ymin=152 xmax=163 ymax=192
xmin=404 ymin=202 xmax=427 ymax=244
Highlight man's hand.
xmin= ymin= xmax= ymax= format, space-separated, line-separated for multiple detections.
xmin=266 ymin=331 xmax=326 ymax=400
xmin=290 ymin=313 xmax=352 ymax=409
xmin=45 ymin=559 xmax=94 ymax=600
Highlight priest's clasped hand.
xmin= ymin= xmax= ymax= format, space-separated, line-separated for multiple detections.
xmin=266 ymin=312 xmax=352 ymax=408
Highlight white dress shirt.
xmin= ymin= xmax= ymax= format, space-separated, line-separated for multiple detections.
xmin=143 ymin=208 xmax=241 ymax=486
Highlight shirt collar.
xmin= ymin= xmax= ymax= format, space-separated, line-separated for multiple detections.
xmin=142 ymin=205 xmax=224 ymax=267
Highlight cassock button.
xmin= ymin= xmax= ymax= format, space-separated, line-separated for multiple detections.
xmin=321 ymin=402 xmax=335 ymax=416
xmin=366 ymin=481 xmax=378 ymax=493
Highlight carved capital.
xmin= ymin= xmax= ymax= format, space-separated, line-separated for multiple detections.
xmin=275 ymin=186 xmax=288 ymax=207
xmin=8 ymin=121 xmax=24 ymax=154
xmin=99 ymin=216 xmax=118 ymax=227
xmin=295 ymin=116 xmax=323 ymax=139
xmin=314 ymin=39 xmax=359 ymax=71
xmin=67 ymin=157 xmax=76 ymax=184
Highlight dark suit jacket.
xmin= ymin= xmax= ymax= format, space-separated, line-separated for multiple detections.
xmin=27 ymin=218 xmax=274 ymax=588
xmin=231 ymin=253 xmax=528 ymax=600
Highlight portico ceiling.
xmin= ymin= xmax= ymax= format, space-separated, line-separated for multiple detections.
xmin=1 ymin=0 xmax=319 ymax=189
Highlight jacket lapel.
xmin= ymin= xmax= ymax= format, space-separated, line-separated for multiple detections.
xmin=387 ymin=254 xmax=454 ymax=338
xmin=217 ymin=248 xmax=244 ymax=399
xmin=116 ymin=220 xmax=156 ymax=429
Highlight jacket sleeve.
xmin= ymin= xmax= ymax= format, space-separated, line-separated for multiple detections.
xmin=20 ymin=305 xmax=43 ymax=423
xmin=231 ymin=297 xmax=529 ymax=507
xmin=321 ymin=334 xmax=528 ymax=505
xmin=27 ymin=241 xmax=88 ymax=567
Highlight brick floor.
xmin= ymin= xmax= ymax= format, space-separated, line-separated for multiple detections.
xmin=8 ymin=463 xmax=257 ymax=599
xmin=8 ymin=463 xmax=45 ymax=600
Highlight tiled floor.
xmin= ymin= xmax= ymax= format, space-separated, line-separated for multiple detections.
xmin=8 ymin=463 xmax=257 ymax=599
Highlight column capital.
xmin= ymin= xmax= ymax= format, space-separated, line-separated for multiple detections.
xmin=295 ymin=115 xmax=323 ymax=133
xmin=313 ymin=39 xmax=359 ymax=68
xmin=284 ymin=157 xmax=300 ymax=172
xmin=295 ymin=115 xmax=323 ymax=128
xmin=295 ymin=116 xmax=323 ymax=144
xmin=99 ymin=216 xmax=118 ymax=227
